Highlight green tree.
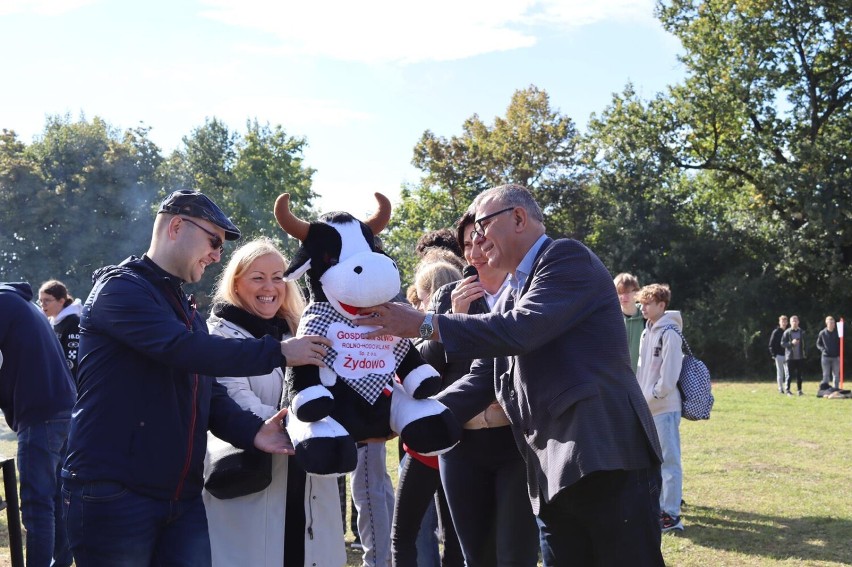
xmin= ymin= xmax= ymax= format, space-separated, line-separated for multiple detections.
xmin=0 ymin=116 xmax=163 ymax=299
xmin=157 ymin=118 xmax=319 ymax=300
xmin=230 ymin=120 xmax=317 ymax=256
xmin=386 ymin=86 xmax=588 ymax=280
xmin=655 ymin=0 xmax=852 ymax=295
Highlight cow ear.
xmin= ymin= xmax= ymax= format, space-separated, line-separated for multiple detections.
xmin=284 ymin=259 xmax=312 ymax=281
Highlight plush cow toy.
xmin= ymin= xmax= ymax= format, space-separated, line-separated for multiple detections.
xmin=276 ymin=192 xmax=462 ymax=476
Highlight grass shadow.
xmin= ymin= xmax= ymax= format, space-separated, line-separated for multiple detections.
xmin=676 ymin=504 xmax=852 ymax=564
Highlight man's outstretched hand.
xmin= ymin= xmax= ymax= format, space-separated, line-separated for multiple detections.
xmin=355 ymin=302 xmax=434 ymax=340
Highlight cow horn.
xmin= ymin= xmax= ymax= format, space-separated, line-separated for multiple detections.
xmin=274 ymin=193 xmax=310 ymax=241
xmin=364 ymin=193 xmax=392 ymax=235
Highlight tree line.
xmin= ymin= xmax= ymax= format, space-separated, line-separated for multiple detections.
xmin=1 ymin=0 xmax=848 ymax=378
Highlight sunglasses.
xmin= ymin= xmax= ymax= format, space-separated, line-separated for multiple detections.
xmin=181 ymin=217 xmax=224 ymax=253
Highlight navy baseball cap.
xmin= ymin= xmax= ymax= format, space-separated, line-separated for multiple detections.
xmin=157 ymin=190 xmax=241 ymax=241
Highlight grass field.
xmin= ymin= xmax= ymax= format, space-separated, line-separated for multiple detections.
xmin=0 ymin=380 xmax=849 ymax=566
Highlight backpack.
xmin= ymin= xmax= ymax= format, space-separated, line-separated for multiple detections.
xmin=661 ymin=325 xmax=714 ymax=421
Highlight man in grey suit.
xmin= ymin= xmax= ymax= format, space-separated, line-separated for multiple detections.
xmin=359 ymin=184 xmax=665 ymax=566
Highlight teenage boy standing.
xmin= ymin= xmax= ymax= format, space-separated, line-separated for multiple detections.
xmin=636 ymin=283 xmax=685 ymax=533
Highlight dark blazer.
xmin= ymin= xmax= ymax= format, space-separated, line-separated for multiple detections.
xmin=435 ymin=238 xmax=662 ymax=514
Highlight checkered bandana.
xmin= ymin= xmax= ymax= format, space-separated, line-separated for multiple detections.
xmin=298 ymin=302 xmax=410 ymax=404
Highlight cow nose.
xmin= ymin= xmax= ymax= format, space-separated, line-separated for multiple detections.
xmin=354 ymin=266 xmax=363 ymax=274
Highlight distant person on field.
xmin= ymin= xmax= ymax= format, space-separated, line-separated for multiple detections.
xmin=636 ymin=283 xmax=685 ymax=533
xmin=614 ymin=273 xmax=644 ymax=373
xmin=781 ymin=315 xmax=807 ymax=396
xmin=38 ymin=280 xmax=83 ymax=382
xmin=0 ymin=281 xmax=76 ymax=567
xmin=768 ymin=315 xmax=789 ymax=394
xmin=816 ymin=316 xmax=840 ymax=389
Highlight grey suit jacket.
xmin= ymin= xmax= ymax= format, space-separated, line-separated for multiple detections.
xmin=435 ymin=238 xmax=662 ymax=514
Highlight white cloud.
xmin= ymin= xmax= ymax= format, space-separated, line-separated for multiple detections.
xmin=199 ymin=0 xmax=655 ymax=64
xmin=134 ymin=60 xmax=371 ymax=131
xmin=212 ymin=95 xmax=372 ymax=130
xmin=0 ymin=0 xmax=98 ymax=17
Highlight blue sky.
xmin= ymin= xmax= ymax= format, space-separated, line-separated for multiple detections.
xmin=0 ymin=0 xmax=684 ymax=216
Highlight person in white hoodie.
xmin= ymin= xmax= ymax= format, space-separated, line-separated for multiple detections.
xmin=636 ymin=283 xmax=684 ymax=533
xmin=38 ymin=280 xmax=83 ymax=382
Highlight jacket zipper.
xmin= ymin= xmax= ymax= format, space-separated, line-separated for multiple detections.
xmin=174 ymin=373 xmax=199 ymax=500
xmin=168 ymin=289 xmax=198 ymax=501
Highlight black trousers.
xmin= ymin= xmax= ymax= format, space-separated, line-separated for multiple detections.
xmin=537 ymin=467 xmax=665 ymax=567
xmin=786 ymin=359 xmax=805 ymax=392
xmin=391 ymin=454 xmax=463 ymax=567
xmin=439 ymin=426 xmax=540 ymax=567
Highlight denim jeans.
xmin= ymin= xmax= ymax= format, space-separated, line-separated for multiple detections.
xmin=62 ymin=480 xmax=211 ymax=566
xmin=653 ymin=410 xmax=682 ymax=517
xmin=415 ymin=494 xmax=440 ymax=567
xmin=821 ymin=356 xmax=840 ymax=389
xmin=774 ymin=355 xmax=788 ymax=392
xmin=351 ymin=443 xmax=394 ymax=567
xmin=17 ymin=418 xmax=72 ymax=567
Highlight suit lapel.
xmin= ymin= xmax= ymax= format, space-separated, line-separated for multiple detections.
xmin=518 ymin=237 xmax=554 ymax=299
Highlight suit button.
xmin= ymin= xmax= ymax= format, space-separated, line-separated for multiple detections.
xmin=524 ymin=429 xmax=530 ymax=436
xmin=510 ymin=390 xmax=516 ymax=400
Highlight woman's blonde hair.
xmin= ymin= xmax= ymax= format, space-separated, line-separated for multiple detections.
xmin=212 ymin=237 xmax=305 ymax=334
xmin=414 ymin=260 xmax=462 ymax=307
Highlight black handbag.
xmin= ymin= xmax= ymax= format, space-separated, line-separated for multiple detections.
xmin=204 ymin=434 xmax=272 ymax=500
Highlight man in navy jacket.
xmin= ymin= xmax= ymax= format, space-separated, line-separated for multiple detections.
xmin=61 ymin=190 xmax=331 ymax=564
xmin=0 ymin=281 xmax=76 ymax=567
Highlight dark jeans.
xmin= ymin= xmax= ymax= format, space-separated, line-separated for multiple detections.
xmin=786 ymin=358 xmax=805 ymax=392
xmin=62 ymin=480 xmax=211 ymax=566
xmin=392 ymin=454 xmax=463 ymax=567
xmin=17 ymin=418 xmax=72 ymax=567
xmin=439 ymin=426 xmax=539 ymax=567
xmin=537 ymin=467 xmax=664 ymax=567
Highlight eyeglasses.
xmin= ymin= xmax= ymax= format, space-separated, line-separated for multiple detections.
xmin=181 ymin=217 xmax=224 ymax=254
xmin=470 ymin=207 xmax=514 ymax=241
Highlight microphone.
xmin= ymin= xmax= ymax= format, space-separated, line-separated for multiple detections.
xmin=461 ymin=265 xmax=490 ymax=313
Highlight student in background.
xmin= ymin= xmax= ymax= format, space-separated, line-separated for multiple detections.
xmin=768 ymin=315 xmax=789 ymax=394
xmin=781 ymin=315 xmax=807 ymax=396
xmin=816 ymin=316 xmax=840 ymax=390
xmin=38 ymin=280 xmax=83 ymax=382
xmin=636 ymin=283 xmax=685 ymax=533
xmin=614 ymin=273 xmax=644 ymax=373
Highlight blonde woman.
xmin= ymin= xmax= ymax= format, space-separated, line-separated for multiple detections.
xmin=202 ymin=237 xmax=345 ymax=566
